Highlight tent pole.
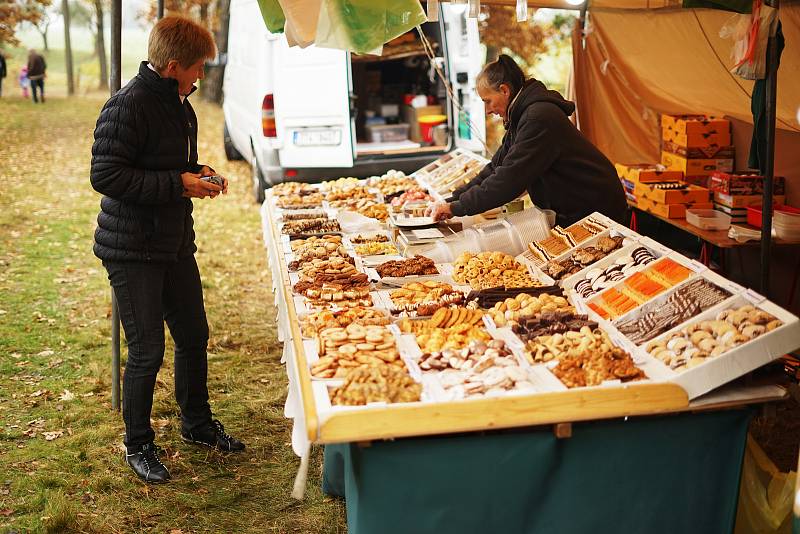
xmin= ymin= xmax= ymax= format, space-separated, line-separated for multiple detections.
xmin=158 ymin=0 xmax=165 ymax=20
xmin=110 ymin=0 xmax=122 ymax=412
xmin=759 ymin=0 xmax=779 ymax=296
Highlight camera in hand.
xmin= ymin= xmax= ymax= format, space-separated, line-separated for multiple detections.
xmin=201 ymin=175 xmax=224 ymax=188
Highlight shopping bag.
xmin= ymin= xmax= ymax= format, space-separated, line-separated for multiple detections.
xmin=257 ymin=0 xmax=286 ymax=33
xmin=315 ymin=0 xmax=427 ymax=55
xmin=734 ymin=435 xmax=796 ymax=533
xmin=719 ymin=1 xmax=778 ymax=80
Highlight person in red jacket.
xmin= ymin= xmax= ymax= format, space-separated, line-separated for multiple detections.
xmin=90 ymin=16 xmax=244 ymax=484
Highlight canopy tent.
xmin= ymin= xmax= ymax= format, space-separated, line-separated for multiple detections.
xmin=571 ymin=4 xmax=800 ymax=205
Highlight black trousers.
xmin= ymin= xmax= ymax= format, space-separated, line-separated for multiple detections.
xmin=30 ymin=78 xmax=44 ymax=102
xmin=103 ymin=255 xmax=212 ymax=449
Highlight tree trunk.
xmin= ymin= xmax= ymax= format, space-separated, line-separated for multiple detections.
xmin=35 ymin=25 xmax=50 ymax=51
xmin=200 ymin=0 xmax=229 ymax=104
xmin=62 ymin=0 xmax=75 ymax=95
xmin=95 ymin=0 xmax=108 ymax=89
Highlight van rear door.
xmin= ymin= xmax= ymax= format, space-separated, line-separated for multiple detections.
xmin=272 ymin=41 xmax=355 ymax=169
xmin=441 ymin=5 xmax=486 ymax=154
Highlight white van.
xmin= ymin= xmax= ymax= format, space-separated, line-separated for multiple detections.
xmin=222 ymin=0 xmax=486 ymax=201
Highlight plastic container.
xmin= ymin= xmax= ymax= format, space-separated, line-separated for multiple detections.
xmin=685 ymin=209 xmax=731 ymax=231
xmin=418 ymin=114 xmax=447 ymax=143
xmin=746 ymin=203 xmax=800 ymax=229
xmin=366 ymin=123 xmax=410 ymax=143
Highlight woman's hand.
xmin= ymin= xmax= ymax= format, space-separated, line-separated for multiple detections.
xmin=181 ymin=172 xmax=222 ymax=199
xmin=426 ymin=201 xmax=453 ymax=222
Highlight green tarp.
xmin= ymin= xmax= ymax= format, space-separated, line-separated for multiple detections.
xmin=324 ymin=409 xmax=752 ymax=534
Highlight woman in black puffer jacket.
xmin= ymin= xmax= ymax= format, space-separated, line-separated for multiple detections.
xmin=90 ymin=16 xmax=245 ymax=485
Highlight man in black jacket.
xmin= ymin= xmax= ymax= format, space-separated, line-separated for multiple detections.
xmin=26 ymin=49 xmax=46 ymax=103
xmin=91 ymin=16 xmax=244 ymax=484
xmin=429 ymin=55 xmax=626 ymax=228
xmin=0 ymin=52 xmax=7 ymax=97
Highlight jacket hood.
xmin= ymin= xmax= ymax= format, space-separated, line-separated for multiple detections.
xmin=137 ymin=61 xmax=197 ymax=100
xmin=507 ymin=79 xmax=575 ymax=128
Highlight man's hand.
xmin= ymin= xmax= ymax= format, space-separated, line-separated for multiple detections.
xmin=425 ymin=201 xmax=453 ymax=222
xmin=199 ymin=166 xmax=228 ymax=195
xmin=181 ymin=171 xmax=222 ymax=199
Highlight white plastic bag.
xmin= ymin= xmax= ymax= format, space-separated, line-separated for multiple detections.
xmin=719 ymin=2 xmax=778 ymax=80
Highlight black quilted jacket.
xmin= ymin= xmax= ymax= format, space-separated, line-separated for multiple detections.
xmin=91 ymin=61 xmax=208 ymax=263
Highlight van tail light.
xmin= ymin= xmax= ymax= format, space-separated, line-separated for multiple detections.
xmin=262 ymin=94 xmax=277 ymax=137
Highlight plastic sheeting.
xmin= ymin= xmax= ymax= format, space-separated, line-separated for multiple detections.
xmin=572 ymin=5 xmax=800 ymax=204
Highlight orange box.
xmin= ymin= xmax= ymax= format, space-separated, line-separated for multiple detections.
xmin=615 ymin=163 xmax=684 ymax=184
xmin=662 ymin=140 xmax=734 ymax=160
xmin=633 ymin=183 xmax=711 ymax=205
xmin=661 ymin=151 xmax=734 ymax=178
xmin=662 ymin=114 xmax=731 ymax=148
xmin=635 ymin=198 xmax=714 ymax=219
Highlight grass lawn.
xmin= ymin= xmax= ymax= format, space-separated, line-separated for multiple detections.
xmin=0 ymin=93 xmax=347 ymax=532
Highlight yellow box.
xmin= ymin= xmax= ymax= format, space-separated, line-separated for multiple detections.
xmin=661 ymin=115 xmax=731 ymax=148
xmin=634 ymin=183 xmax=711 ymax=205
xmin=661 ymin=151 xmax=734 ymax=178
xmin=615 ymin=163 xmax=683 ymax=184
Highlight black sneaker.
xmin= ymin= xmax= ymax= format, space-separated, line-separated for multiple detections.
xmin=125 ymin=442 xmax=171 ymax=483
xmin=181 ymin=419 xmax=245 ymax=452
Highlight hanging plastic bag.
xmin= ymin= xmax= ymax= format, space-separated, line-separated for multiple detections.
xmin=734 ymin=435 xmax=797 ymax=533
xmin=257 ymin=0 xmax=286 ymax=33
xmin=315 ymin=0 xmax=427 ymax=55
xmin=719 ymin=0 xmax=778 ymax=80
xmin=279 ymin=0 xmax=323 ymax=47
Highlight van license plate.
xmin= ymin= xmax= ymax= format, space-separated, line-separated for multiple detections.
xmin=293 ymin=129 xmax=342 ymax=146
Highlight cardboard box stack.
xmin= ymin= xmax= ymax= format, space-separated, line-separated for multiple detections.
xmin=615 ymin=163 xmax=712 ymax=219
xmin=708 ymin=171 xmax=786 ymax=223
xmin=661 ymin=115 xmax=734 ymax=188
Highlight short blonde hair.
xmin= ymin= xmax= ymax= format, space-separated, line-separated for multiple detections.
xmin=148 ymin=16 xmax=216 ymax=71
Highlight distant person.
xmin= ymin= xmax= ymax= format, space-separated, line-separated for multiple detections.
xmin=0 ymin=52 xmax=7 ymax=97
xmin=90 ymin=15 xmax=244 ymax=484
xmin=27 ymin=49 xmax=46 ymax=103
xmin=19 ymin=66 xmax=30 ymax=98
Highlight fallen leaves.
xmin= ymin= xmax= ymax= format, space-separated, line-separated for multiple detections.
xmin=59 ymin=389 xmax=75 ymax=402
xmin=42 ymin=430 xmax=64 ymax=441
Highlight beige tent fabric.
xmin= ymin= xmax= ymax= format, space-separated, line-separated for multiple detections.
xmin=573 ymin=5 xmax=800 ymax=202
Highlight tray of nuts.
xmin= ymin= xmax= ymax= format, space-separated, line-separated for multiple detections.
xmin=452 ymin=251 xmax=548 ymax=290
xmin=310 ymin=324 xmax=405 ymax=379
xmin=299 ymin=307 xmax=392 ymax=339
xmin=328 ymin=365 xmax=423 ymax=406
xmin=413 ymin=339 xmax=539 ymax=400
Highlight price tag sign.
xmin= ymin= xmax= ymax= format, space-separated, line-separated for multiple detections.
xmin=743 ymin=288 xmax=766 ymax=306
xmin=687 ymin=259 xmax=708 ymax=274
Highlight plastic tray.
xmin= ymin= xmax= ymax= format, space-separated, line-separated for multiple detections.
xmin=685 ymin=209 xmax=731 ymax=231
xmin=746 ymin=203 xmax=800 ymax=229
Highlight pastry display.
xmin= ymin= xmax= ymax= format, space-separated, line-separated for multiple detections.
xmin=512 ymin=311 xmax=598 ymax=346
xmin=272 ymin=182 xmax=317 ymax=197
xmin=466 ymin=286 xmax=563 ymax=309
xmin=300 ymin=307 xmax=391 ymax=338
xmin=349 ymin=234 xmax=390 ymax=245
xmin=368 ymin=172 xmax=418 ymax=197
xmin=573 ymin=246 xmax=658 ymax=299
xmin=452 ymin=251 xmax=542 ymax=290
xmin=527 ymin=217 xmax=609 ymax=264
xmin=549 ymin=328 xmax=647 ymax=388
xmin=325 ymin=185 xmax=375 ymax=203
xmin=398 ymin=309 xmax=492 ymax=353
xmin=298 ymin=258 xmax=360 ymax=282
xmin=487 ymin=293 xmax=574 ymax=328
xmin=587 ymin=257 xmax=692 ymax=320
xmin=389 ymin=281 xmax=465 ymax=313
xmin=311 ymin=324 xmax=402 ymax=379
xmin=319 ymin=177 xmax=363 ymax=192
xmin=419 ymin=340 xmax=536 ymax=399
xmin=330 ymin=365 xmax=422 ymax=405
xmin=281 ymin=210 xmax=328 ymax=221
xmin=288 ymin=241 xmax=350 ymax=271
xmin=615 ymin=278 xmax=732 ymax=345
xmin=275 ymin=192 xmax=324 ymax=209
xmin=293 ymin=273 xmax=370 ymax=296
xmin=542 ymin=235 xmax=627 ymax=281
xmin=376 ymin=255 xmax=439 ymax=278
xmin=389 ymin=188 xmax=432 ymax=210
xmin=646 ymin=304 xmax=783 ymax=372
xmin=281 ymin=218 xmax=341 ymax=236
xmin=355 ymin=202 xmax=390 ymax=222
xmin=354 ymin=242 xmax=399 ymax=256
xmin=289 ymin=235 xmax=343 ymax=252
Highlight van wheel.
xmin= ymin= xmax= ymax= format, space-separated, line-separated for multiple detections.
xmin=223 ymin=123 xmax=243 ymax=161
xmin=252 ymin=158 xmax=267 ymax=204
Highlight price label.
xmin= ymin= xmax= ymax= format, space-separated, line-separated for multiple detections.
xmin=743 ymin=288 xmax=766 ymax=305
xmin=687 ymin=259 xmax=708 ymax=274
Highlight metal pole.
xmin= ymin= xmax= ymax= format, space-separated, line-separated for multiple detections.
xmin=759 ymin=2 xmax=779 ymax=296
xmin=157 ymin=0 xmax=165 ymax=20
xmin=110 ymin=0 xmax=122 ymax=411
